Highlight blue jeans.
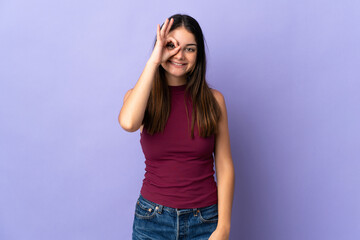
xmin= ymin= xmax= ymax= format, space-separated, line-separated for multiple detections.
xmin=132 ymin=194 xmax=218 ymax=240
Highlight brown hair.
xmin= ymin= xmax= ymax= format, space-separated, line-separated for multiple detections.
xmin=142 ymin=14 xmax=221 ymax=139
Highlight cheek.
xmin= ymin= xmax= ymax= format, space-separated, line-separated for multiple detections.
xmin=190 ymin=58 xmax=196 ymax=67
xmin=191 ymin=55 xmax=197 ymax=64
xmin=188 ymin=62 xmax=196 ymax=72
xmin=160 ymin=62 xmax=168 ymax=70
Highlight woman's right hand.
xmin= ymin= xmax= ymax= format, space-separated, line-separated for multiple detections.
xmin=148 ymin=18 xmax=181 ymax=66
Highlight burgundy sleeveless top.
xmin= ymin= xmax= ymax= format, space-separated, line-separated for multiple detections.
xmin=139 ymin=84 xmax=218 ymax=209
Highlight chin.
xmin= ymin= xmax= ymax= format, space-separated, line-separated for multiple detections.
xmin=163 ymin=68 xmax=186 ymax=76
xmin=171 ymin=71 xmax=190 ymax=78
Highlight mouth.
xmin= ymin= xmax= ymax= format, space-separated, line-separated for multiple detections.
xmin=168 ymin=60 xmax=187 ymax=68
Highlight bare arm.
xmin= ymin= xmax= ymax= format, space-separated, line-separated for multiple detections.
xmin=118 ymin=61 xmax=158 ymax=132
xmin=209 ymin=89 xmax=235 ymax=239
xmin=118 ymin=17 xmax=180 ymax=132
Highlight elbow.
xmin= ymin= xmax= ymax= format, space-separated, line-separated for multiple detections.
xmin=118 ymin=114 xmax=138 ymax=132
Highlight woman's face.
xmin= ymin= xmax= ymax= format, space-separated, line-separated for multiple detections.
xmin=161 ymin=26 xmax=197 ymax=79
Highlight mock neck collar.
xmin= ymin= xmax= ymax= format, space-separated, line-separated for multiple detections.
xmin=168 ymin=84 xmax=187 ymax=93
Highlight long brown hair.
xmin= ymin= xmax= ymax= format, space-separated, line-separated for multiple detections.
xmin=142 ymin=14 xmax=221 ymax=139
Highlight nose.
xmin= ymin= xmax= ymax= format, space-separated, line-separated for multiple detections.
xmin=173 ymin=48 xmax=185 ymax=60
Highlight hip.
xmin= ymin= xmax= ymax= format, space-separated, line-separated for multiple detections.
xmin=132 ymin=194 xmax=218 ymax=240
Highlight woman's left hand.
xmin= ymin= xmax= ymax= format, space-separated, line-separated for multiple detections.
xmin=208 ymin=228 xmax=230 ymax=240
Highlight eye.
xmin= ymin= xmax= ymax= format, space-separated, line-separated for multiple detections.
xmin=166 ymin=43 xmax=175 ymax=49
xmin=186 ymin=48 xmax=195 ymax=52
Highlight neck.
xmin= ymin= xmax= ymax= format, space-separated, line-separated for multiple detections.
xmin=165 ymin=72 xmax=187 ymax=86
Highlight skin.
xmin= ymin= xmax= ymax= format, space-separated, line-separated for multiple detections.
xmin=119 ymin=18 xmax=182 ymax=132
xmin=140 ymin=20 xmax=198 ymax=133
xmin=160 ymin=26 xmax=197 ymax=86
xmin=120 ymin=18 xmax=234 ymax=239
xmin=208 ymin=89 xmax=235 ymax=239
xmin=162 ymin=22 xmax=235 ymax=239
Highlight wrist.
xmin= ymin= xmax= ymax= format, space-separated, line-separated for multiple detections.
xmin=216 ymin=224 xmax=230 ymax=234
xmin=147 ymin=58 xmax=161 ymax=68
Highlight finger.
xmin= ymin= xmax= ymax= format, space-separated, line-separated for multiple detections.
xmin=165 ymin=18 xmax=174 ymax=36
xmin=169 ymin=45 xmax=181 ymax=57
xmin=172 ymin=45 xmax=181 ymax=52
xmin=160 ymin=18 xmax=169 ymax=38
xmin=156 ymin=24 xmax=160 ymax=41
xmin=166 ymin=36 xmax=179 ymax=47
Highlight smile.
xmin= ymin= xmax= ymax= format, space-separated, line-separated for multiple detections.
xmin=168 ymin=60 xmax=187 ymax=67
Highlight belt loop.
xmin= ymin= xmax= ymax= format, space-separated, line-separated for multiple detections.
xmin=193 ymin=208 xmax=199 ymax=216
xmin=156 ymin=204 xmax=163 ymax=214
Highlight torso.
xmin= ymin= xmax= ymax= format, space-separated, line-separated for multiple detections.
xmin=139 ymin=89 xmax=217 ymax=135
xmin=138 ymin=86 xmax=218 ymax=208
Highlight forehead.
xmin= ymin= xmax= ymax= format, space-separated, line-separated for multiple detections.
xmin=168 ymin=27 xmax=196 ymax=45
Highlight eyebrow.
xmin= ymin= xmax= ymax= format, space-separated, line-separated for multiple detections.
xmin=186 ymin=43 xmax=197 ymax=47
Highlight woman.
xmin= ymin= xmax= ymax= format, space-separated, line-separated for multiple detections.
xmin=118 ymin=14 xmax=235 ymax=240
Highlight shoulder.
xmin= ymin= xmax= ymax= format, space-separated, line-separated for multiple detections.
xmin=210 ymin=88 xmax=226 ymax=107
xmin=210 ymin=88 xmax=227 ymax=122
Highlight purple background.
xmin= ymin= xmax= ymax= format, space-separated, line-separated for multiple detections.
xmin=1 ymin=0 xmax=359 ymax=239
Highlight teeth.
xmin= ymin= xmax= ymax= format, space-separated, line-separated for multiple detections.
xmin=171 ymin=61 xmax=184 ymax=66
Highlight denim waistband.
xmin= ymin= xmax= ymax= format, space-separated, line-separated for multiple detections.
xmin=137 ymin=194 xmax=217 ymax=214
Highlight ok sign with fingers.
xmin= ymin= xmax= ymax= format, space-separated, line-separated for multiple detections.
xmin=149 ymin=18 xmax=181 ymax=66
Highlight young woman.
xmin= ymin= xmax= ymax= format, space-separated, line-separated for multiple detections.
xmin=118 ymin=14 xmax=235 ymax=240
